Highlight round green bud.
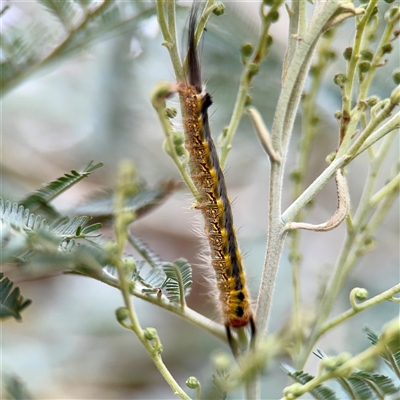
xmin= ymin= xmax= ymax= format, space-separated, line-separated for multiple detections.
xmin=241 ymin=43 xmax=253 ymax=57
xmin=116 ymin=307 xmax=129 ymax=322
xmin=311 ymin=115 xmax=320 ymax=126
xmin=186 ymin=376 xmax=200 ymax=389
xmin=104 ymin=241 xmax=118 ymax=253
xmin=244 ymin=94 xmax=252 ymax=107
xmin=384 ymin=0 xmax=396 ymax=3
xmin=360 ymin=49 xmax=373 ymax=61
xmin=354 ymin=288 xmax=369 ymax=301
xmin=382 ymin=43 xmax=393 ymax=55
xmin=263 ymin=0 xmax=275 ymax=6
xmin=358 ymin=61 xmax=371 ymax=73
xmin=248 ymin=63 xmax=260 ymax=76
xmin=213 ymin=350 xmax=231 ymax=370
xmin=323 ymin=28 xmax=335 ymax=38
xmin=326 ymin=152 xmax=337 ymax=164
xmin=324 ymin=50 xmax=336 ymax=61
xmin=390 ymin=85 xmax=400 ymax=104
xmin=144 ymin=327 xmax=158 ymax=340
xmin=336 ymin=352 xmax=351 ymax=366
xmin=124 ymin=258 xmax=136 ymax=271
xmin=381 ymin=319 xmax=400 ymax=343
xmin=289 ymin=383 xmax=303 ymax=396
xmin=321 ymin=357 xmax=337 ymax=371
xmin=393 ymin=70 xmax=400 ymax=85
xmin=165 ymin=107 xmax=177 ymax=118
xmin=334 ymin=110 xmax=342 ymax=120
xmin=289 ymin=169 xmax=302 ymax=183
xmin=173 ymin=132 xmax=183 ymax=146
xmin=173 ymin=133 xmax=185 ymax=156
xmin=267 ymin=10 xmax=280 ymax=22
xmin=363 ymin=235 xmax=375 ymax=251
xmin=288 ymin=250 xmax=301 ymax=263
xmin=333 ymin=73 xmax=347 ymax=87
xmin=360 ymin=358 xmax=376 ymax=372
xmin=309 ymin=65 xmax=319 ymax=77
xmin=151 ymin=82 xmax=172 ymax=108
xmin=265 ymin=34 xmax=273 ymax=47
xmin=385 ymin=6 xmax=400 ymax=23
xmin=128 ymin=281 xmax=135 ymax=293
xmin=365 ymin=95 xmax=379 ymax=107
xmin=343 ymin=47 xmax=353 ymax=61
xmin=213 ymin=3 xmax=225 ymax=16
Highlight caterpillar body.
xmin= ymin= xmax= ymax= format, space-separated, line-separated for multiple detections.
xmin=178 ymin=4 xmax=255 ymax=351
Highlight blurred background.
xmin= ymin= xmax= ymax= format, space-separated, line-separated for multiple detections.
xmin=1 ymin=0 xmax=398 ymax=399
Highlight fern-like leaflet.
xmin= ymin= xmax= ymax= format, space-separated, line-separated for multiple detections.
xmin=0 ymin=273 xmax=32 ymax=321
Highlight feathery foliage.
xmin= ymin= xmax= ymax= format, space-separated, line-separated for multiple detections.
xmin=20 ymin=160 xmax=103 ymax=218
xmin=0 ymin=273 xmax=32 ymax=321
xmin=1 ymin=0 xmax=157 ymax=95
xmin=73 ymin=180 xmax=178 ymax=222
xmin=161 ymin=258 xmax=192 ymax=303
xmin=281 ymin=364 xmax=339 ymax=400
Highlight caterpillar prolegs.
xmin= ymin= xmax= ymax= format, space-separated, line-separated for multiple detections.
xmin=178 ymin=3 xmax=255 ymax=353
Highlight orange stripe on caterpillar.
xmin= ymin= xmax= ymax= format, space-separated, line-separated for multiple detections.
xmin=178 ymin=3 xmax=255 ymax=353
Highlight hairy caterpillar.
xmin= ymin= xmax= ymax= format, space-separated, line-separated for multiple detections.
xmin=178 ymin=3 xmax=255 ymax=352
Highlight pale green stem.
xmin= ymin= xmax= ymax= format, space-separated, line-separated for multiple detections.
xmin=156 ymin=0 xmax=184 ymax=81
xmin=182 ymin=0 xmax=216 ymax=70
xmin=358 ymin=14 xmax=398 ymax=101
xmin=113 ymin=164 xmax=191 ymax=400
xmin=152 ymin=91 xmax=200 ymax=201
xmin=320 ymin=284 xmax=400 ymax=336
xmin=99 ymin=269 xmax=227 ymax=342
xmin=256 ymin=1 xmax=348 ymax=336
xmin=166 ymin=0 xmax=184 ymax=81
xmin=355 ymin=113 xmax=400 ymax=156
xmin=282 ymin=343 xmax=387 ymax=400
xmin=195 ymin=383 xmax=201 ymax=400
xmin=341 ymin=96 xmax=399 ymax=158
xmin=282 ymin=1 xmax=298 ymax=83
xmin=370 ymin=172 xmax=400 ymax=207
xmin=339 ymin=0 xmax=379 ymax=145
xmin=298 ymin=0 xmax=307 ymax=37
xmin=282 ymin=156 xmax=349 ymax=224
xmin=298 ymin=130 xmax=398 ymax=366
xmin=219 ymin=0 xmax=284 ymax=168
xmin=288 ymin=30 xmax=336 ymax=365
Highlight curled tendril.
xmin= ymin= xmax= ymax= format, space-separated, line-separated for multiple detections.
xmin=350 ymin=287 xmax=369 ymax=310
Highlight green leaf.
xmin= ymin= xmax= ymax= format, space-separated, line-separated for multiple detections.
xmin=161 ymin=259 xmax=192 ymax=303
xmin=0 ymin=273 xmax=32 ymax=321
xmin=20 ymin=161 xmax=103 ymax=217
xmin=338 ymin=371 xmax=399 ymax=400
xmin=1 ymin=198 xmax=103 ymax=268
xmin=344 ymin=374 xmax=374 ymax=400
xmin=364 ymin=324 xmax=400 ymax=377
xmin=72 ymin=180 xmax=177 ymax=221
xmin=281 ymin=364 xmax=339 ymax=400
xmin=128 ymin=233 xmax=162 ymax=269
xmin=100 ymin=5 xmax=121 ymax=28
xmin=364 ymin=325 xmax=379 ymax=346
xmin=37 ymin=0 xmax=79 ymax=28
xmin=143 ymin=262 xmax=167 ymax=289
